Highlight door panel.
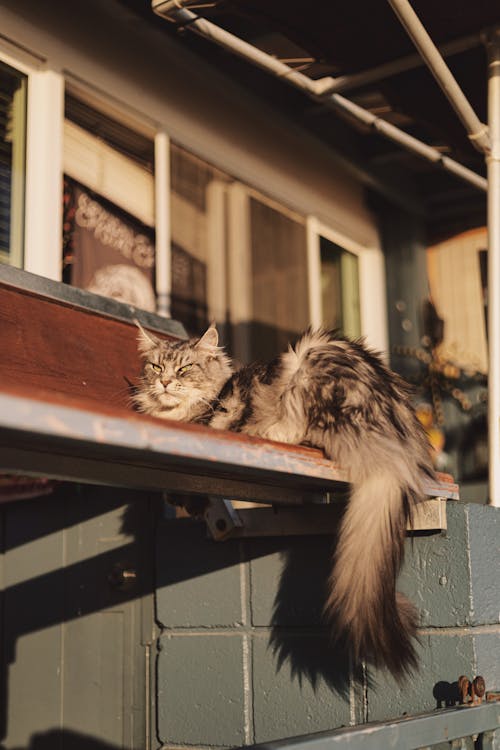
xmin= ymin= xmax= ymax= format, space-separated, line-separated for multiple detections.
xmin=0 ymin=484 xmax=155 ymax=749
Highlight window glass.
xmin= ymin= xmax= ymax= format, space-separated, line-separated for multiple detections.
xmin=170 ymin=143 xmax=232 ymax=335
xmin=0 ymin=61 xmax=27 ymax=268
xmin=63 ymin=96 xmax=156 ymax=311
xmin=320 ymin=236 xmax=361 ymax=338
xmin=169 ymin=145 xmax=362 ymax=362
xmin=248 ymin=197 xmax=309 ymax=360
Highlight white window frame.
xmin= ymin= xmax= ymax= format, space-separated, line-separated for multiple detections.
xmin=307 ymin=216 xmax=388 ymax=354
xmin=227 ymin=185 xmax=309 ymax=313
xmin=225 ymin=185 xmax=388 ymax=358
xmin=0 ymin=43 xmax=172 ymax=305
xmin=0 ymin=42 xmax=55 ymax=276
xmin=24 ymin=68 xmax=64 ymax=281
xmin=0 ymin=38 xmax=387 ymax=352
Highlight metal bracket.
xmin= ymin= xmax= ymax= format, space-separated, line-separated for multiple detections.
xmin=204 ymin=497 xmax=448 ymax=541
xmin=205 ymin=498 xmax=244 ymax=540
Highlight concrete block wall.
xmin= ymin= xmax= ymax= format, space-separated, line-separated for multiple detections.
xmin=154 ymin=502 xmax=500 ymax=748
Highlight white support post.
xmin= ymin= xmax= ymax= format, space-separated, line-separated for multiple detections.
xmin=387 ymin=0 xmax=490 ymax=154
xmin=154 ymin=131 xmax=171 ymax=317
xmin=206 ymin=180 xmax=229 ymax=325
xmin=227 ymin=183 xmax=252 ymax=362
xmin=306 ymin=217 xmax=322 ymax=330
xmin=486 ymin=29 xmax=500 ymax=507
xmin=24 ymin=69 xmax=64 ymax=281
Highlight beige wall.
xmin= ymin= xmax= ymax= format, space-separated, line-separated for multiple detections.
xmin=427 ymin=227 xmax=488 ymax=373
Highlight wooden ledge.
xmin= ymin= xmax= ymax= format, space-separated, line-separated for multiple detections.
xmin=0 ymin=383 xmax=459 ymax=505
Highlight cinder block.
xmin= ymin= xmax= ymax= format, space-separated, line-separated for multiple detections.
xmin=157 ymin=633 xmax=247 ymax=747
xmin=473 ymin=631 xmax=500 ymax=687
xmin=367 ymin=633 xmax=475 ymax=721
xmin=252 ymin=633 xmax=352 ymax=743
xmin=398 ymin=503 xmax=500 ymax=629
xmin=398 ymin=504 xmax=471 ymax=628
xmin=248 ymin=537 xmax=333 ymax=627
xmin=156 ymin=519 xmax=243 ymax=628
xmin=467 ymin=504 xmax=500 ymax=626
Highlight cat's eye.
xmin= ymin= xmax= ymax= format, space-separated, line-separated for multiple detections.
xmin=149 ymin=363 xmax=162 ymax=373
xmin=177 ymin=363 xmax=193 ymax=376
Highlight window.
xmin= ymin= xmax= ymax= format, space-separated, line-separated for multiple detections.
xmin=0 ymin=61 xmax=26 ymax=268
xmin=62 ymin=95 xmax=156 ymax=311
xmin=170 ymin=143 xmax=232 ymax=335
xmin=235 ymin=192 xmax=309 ymax=361
xmin=170 ymin=145 xmax=374 ymax=361
xmin=308 ymin=218 xmax=385 ymax=352
xmin=320 ymin=237 xmax=361 ymax=339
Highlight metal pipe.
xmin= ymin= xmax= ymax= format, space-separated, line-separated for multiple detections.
xmin=387 ymin=0 xmax=490 ymax=154
xmin=154 ymin=131 xmax=171 ymax=317
xmin=486 ymin=28 xmax=500 ymax=507
xmin=153 ymin=2 xmax=321 ymax=96
xmin=316 ymin=33 xmax=481 ymax=95
xmin=331 ymin=94 xmax=487 ymax=191
xmin=152 ymin=0 xmax=487 ymax=192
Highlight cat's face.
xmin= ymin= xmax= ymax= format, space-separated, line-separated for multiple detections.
xmin=134 ymin=324 xmax=232 ymax=420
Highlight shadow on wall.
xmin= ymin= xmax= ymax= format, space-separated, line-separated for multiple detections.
xmin=268 ymin=541 xmax=358 ymax=699
xmin=156 ymin=515 xmax=359 ymax=700
xmin=1 ymin=490 xmax=356 ymax=747
xmin=0 ymin=485 xmax=159 ymax=747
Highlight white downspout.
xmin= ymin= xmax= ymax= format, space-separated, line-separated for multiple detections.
xmin=486 ymin=29 xmax=500 ymax=507
xmin=154 ymin=131 xmax=171 ymax=317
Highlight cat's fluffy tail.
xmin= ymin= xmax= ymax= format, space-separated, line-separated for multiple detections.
xmin=324 ymin=463 xmax=420 ymax=678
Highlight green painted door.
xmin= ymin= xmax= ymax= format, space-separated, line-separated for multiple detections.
xmin=0 ymin=484 xmax=156 ymax=749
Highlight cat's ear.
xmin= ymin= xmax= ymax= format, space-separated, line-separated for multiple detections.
xmin=135 ymin=320 xmax=159 ymax=356
xmin=195 ymin=324 xmax=219 ymax=350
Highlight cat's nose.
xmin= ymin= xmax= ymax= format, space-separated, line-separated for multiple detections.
xmin=161 ymin=378 xmax=172 ymax=387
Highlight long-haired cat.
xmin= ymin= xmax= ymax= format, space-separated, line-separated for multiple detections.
xmin=134 ymin=323 xmax=434 ymax=678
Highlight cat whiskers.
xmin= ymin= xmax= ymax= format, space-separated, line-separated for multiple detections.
xmin=107 ymin=383 xmax=139 ymax=407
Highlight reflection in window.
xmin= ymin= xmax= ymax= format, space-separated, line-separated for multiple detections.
xmin=0 ymin=62 xmax=26 ymax=268
xmin=320 ymin=236 xmax=360 ymax=339
xmin=170 ymin=143 xmax=231 ymax=336
xmin=63 ymin=177 xmax=156 ymax=310
xmin=62 ymin=96 xmax=156 ymax=311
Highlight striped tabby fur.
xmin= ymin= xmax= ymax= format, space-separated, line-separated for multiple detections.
xmin=134 ymin=324 xmax=434 ymax=678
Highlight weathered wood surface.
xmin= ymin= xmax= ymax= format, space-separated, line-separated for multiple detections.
xmin=0 ymin=382 xmax=459 ymax=503
xmin=0 ymin=279 xmax=178 ymax=410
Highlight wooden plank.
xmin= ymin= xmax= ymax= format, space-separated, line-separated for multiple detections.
xmin=0 ymin=385 xmax=459 ymax=502
xmin=0 ymin=283 xmax=162 ymax=409
xmin=0 ymin=265 xmax=184 ymax=411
